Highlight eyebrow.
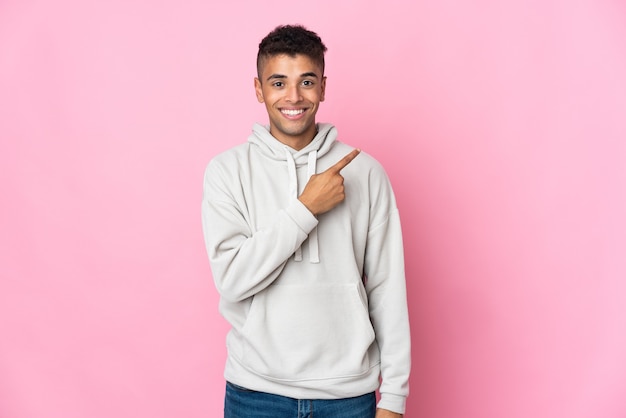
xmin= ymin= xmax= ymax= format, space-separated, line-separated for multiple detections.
xmin=265 ymin=72 xmax=320 ymax=82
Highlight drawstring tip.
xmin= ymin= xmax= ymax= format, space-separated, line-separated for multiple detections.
xmin=294 ymin=247 xmax=303 ymax=262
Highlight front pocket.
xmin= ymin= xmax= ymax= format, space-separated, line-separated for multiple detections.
xmin=240 ymin=283 xmax=375 ymax=381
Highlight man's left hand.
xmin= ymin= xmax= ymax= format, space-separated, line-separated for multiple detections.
xmin=375 ymin=409 xmax=403 ymax=418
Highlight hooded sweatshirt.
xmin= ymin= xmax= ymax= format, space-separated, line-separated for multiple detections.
xmin=202 ymin=123 xmax=410 ymax=413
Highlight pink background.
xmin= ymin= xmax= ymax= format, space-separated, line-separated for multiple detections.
xmin=1 ymin=1 xmax=625 ymax=417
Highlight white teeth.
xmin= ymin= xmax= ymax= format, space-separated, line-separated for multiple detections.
xmin=281 ymin=109 xmax=304 ymax=116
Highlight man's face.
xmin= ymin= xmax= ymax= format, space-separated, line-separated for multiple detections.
xmin=255 ymin=54 xmax=326 ymax=149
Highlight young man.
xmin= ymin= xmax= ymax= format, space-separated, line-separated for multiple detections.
xmin=202 ymin=25 xmax=410 ymax=417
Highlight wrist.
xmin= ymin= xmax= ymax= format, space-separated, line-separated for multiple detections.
xmin=297 ymin=196 xmax=317 ymax=216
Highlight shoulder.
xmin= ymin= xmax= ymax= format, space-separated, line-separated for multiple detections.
xmin=204 ymin=143 xmax=251 ymax=177
xmin=331 ymin=142 xmax=398 ymax=214
xmin=207 ymin=143 xmax=251 ymax=168
xmin=203 ymin=143 xmax=253 ymax=194
xmin=331 ymin=141 xmax=385 ymax=172
xmin=331 ymin=141 xmax=390 ymax=185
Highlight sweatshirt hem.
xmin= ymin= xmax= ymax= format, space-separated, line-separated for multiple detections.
xmin=224 ymin=354 xmax=381 ymax=400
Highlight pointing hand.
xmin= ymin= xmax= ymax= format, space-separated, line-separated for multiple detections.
xmin=299 ymin=149 xmax=360 ymax=216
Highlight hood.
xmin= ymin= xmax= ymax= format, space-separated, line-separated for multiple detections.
xmin=248 ymin=123 xmax=338 ymax=263
xmin=248 ymin=122 xmax=337 ymax=164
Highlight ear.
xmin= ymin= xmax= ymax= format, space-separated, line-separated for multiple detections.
xmin=254 ymin=77 xmax=265 ymax=103
xmin=320 ymin=76 xmax=327 ymax=102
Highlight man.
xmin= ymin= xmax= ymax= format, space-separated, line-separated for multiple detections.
xmin=202 ymin=25 xmax=410 ymax=417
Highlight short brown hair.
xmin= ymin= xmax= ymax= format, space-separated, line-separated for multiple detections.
xmin=257 ymin=25 xmax=327 ymax=78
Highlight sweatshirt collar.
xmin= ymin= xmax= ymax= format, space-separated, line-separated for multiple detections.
xmin=248 ymin=123 xmax=337 ymax=164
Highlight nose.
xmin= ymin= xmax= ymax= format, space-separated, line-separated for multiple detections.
xmin=285 ymin=85 xmax=302 ymax=103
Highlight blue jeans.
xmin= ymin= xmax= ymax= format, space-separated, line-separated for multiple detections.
xmin=224 ymin=382 xmax=376 ymax=418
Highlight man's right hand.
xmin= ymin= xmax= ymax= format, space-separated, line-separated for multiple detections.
xmin=298 ymin=149 xmax=360 ymax=216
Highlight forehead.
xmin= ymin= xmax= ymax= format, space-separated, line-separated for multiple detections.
xmin=258 ymin=54 xmax=323 ymax=78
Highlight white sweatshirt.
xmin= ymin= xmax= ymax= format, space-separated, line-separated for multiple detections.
xmin=202 ymin=123 xmax=410 ymax=413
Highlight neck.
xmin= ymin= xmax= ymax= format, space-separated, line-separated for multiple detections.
xmin=271 ymin=127 xmax=318 ymax=151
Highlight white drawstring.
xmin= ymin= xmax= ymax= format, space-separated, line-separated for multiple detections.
xmin=284 ymin=147 xmax=320 ymax=263
xmin=284 ymin=148 xmax=303 ymax=261
xmin=307 ymin=151 xmax=319 ymax=263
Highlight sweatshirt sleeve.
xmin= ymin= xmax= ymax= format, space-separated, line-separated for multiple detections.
xmin=202 ymin=159 xmax=318 ymax=302
xmin=364 ymin=176 xmax=411 ymax=414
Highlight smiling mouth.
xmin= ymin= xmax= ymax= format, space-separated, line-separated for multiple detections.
xmin=280 ymin=109 xmax=305 ymax=116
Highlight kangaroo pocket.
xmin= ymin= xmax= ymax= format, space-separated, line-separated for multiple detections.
xmin=240 ymin=283 xmax=375 ymax=381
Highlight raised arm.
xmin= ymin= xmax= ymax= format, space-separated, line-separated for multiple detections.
xmin=202 ymin=160 xmax=318 ymax=302
xmin=202 ymin=149 xmax=360 ymax=302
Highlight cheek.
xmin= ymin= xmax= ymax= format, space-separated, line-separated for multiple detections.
xmin=262 ymin=90 xmax=279 ymax=104
xmin=316 ymin=88 xmax=325 ymax=102
xmin=306 ymin=91 xmax=322 ymax=104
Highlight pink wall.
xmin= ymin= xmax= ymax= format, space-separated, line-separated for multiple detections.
xmin=1 ymin=1 xmax=625 ymax=417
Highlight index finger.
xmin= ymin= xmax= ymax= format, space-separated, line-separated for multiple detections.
xmin=329 ymin=149 xmax=361 ymax=173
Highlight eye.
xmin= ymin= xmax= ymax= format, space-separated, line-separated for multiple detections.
xmin=302 ymin=80 xmax=314 ymax=86
xmin=272 ymin=81 xmax=284 ymax=88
